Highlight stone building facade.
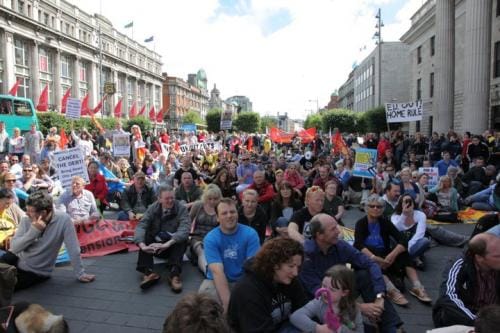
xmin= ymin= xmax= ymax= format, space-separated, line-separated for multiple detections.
xmin=0 ymin=0 xmax=163 ymax=117
xmin=401 ymin=0 xmax=500 ymax=135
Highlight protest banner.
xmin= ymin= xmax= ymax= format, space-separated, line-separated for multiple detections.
xmin=65 ymin=97 xmax=81 ymax=120
xmin=385 ymin=101 xmax=423 ymax=123
xmin=161 ymin=143 xmax=170 ymax=154
xmin=76 ymin=219 xmax=139 ymax=257
xmin=181 ymin=123 xmax=197 ymax=132
xmin=419 ymin=167 xmax=439 ymax=187
xmin=53 ymin=147 xmax=88 ymax=188
xmin=270 ymin=127 xmax=294 ymax=144
xmin=112 ymin=134 xmax=130 ymax=157
xmin=352 ymin=148 xmax=378 ymax=179
xmin=220 ymin=109 xmax=233 ymax=130
xmin=0 ymin=217 xmax=16 ymax=248
xmin=177 ymin=142 xmax=223 ymax=154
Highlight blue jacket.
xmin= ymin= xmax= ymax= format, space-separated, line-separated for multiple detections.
xmin=299 ymin=238 xmax=386 ymax=298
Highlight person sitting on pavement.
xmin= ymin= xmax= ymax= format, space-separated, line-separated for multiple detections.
xmin=85 ymin=161 xmax=108 ymax=213
xmin=228 ymin=238 xmax=307 ymax=332
xmin=238 ymin=189 xmax=268 ymax=244
xmin=398 ymin=167 xmax=422 ymax=207
xmin=188 ymin=184 xmax=222 ymax=275
xmin=391 ymin=194 xmax=430 ymax=270
xmin=432 ymin=233 xmax=500 ymax=328
xmin=313 ymin=165 xmax=338 ymax=191
xmin=56 ymin=176 xmax=100 ymax=225
xmin=354 ymin=194 xmax=432 ymax=306
xmin=470 ymin=212 xmax=499 ymax=238
xmin=0 ymin=191 xmax=95 ymax=296
xmin=0 ymin=189 xmax=25 ymax=250
xmin=243 ymin=170 xmax=275 ymax=215
xmin=15 ymin=164 xmax=51 ymax=195
xmin=269 ymin=181 xmax=304 ymax=237
xmin=133 ymin=185 xmax=191 ymax=293
xmin=435 ymin=151 xmax=460 ymax=177
xmin=464 ymin=177 xmax=500 ymax=212
xmin=1 ymin=172 xmax=26 ymax=207
xmin=173 ymin=155 xmax=199 ymax=188
xmin=198 ymin=198 xmax=260 ymax=313
xmin=382 ymin=182 xmax=401 ymax=219
xmin=323 ymin=180 xmax=345 ymax=225
xmin=284 ymin=162 xmax=306 ymax=196
xmin=461 ymin=157 xmax=490 ymax=196
xmin=118 ymin=171 xmax=155 ymax=221
xmin=428 ymin=175 xmax=461 ymax=222
xmin=174 ymin=172 xmax=203 ymax=211
xmin=288 ymin=186 xmax=325 ymax=244
xmin=299 ymin=213 xmax=403 ymax=333
xmin=235 ymin=154 xmax=258 ymax=194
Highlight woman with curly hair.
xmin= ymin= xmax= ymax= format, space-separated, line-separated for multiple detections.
xmin=228 ymin=237 xmax=307 ymax=333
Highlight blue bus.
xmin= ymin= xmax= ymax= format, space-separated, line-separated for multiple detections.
xmin=0 ymin=94 xmax=39 ymax=134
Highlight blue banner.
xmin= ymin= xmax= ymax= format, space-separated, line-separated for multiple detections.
xmin=180 ymin=123 xmax=197 ymax=132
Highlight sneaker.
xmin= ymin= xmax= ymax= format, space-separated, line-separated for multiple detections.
xmin=409 ymin=287 xmax=432 ymax=303
xmin=167 ymin=275 xmax=183 ymax=293
xmin=140 ymin=272 xmax=160 ymax=290
xmin=387 ymin=289 xmax=409 ymax=306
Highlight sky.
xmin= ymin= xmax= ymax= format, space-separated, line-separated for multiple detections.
xmin=69 ymin=0 xmax=425 ymax=120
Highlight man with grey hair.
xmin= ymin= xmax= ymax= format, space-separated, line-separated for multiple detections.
xmin=300 ymin=213 xmax=403 ymax=332
xmin=134 ymin=185 xmax=191 ymax=293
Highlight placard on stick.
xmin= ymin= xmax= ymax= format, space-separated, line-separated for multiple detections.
xmin=65 ymin=97 xmax=82 ymax=120
xmin=53 ymin=147 xmax=88 ymax=188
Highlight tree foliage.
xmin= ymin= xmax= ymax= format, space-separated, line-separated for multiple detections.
xmin=321 ymin=109 xmax=357 ymax=133
xmin=304 ymin=113 xmax=323 ymax=130
xmin=124 ymin=116 xmax=152 ymax=132
xmin=358 ymin=106 xmax=398 ymax=133
xmin=182 ymin=110 xmax=204 ymax=125
xmin=260 ymin=115 xmax=278 ymax=132
xmin=233 ymin=112 xmax=260 ymax=133
xmin=206 ymin=109 xmax=222 ymax=132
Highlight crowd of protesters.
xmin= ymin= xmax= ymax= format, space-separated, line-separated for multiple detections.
xmin=0 ymin=120 xmax=499 ymax=332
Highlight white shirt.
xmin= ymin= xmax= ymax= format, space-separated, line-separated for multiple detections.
xmin=391 ymin=210 xmax=427 ymax=251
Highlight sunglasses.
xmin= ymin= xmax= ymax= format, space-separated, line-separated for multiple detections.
xmin=23 ymin=169 xmax=33 ymax=172
xmin=5 ymin=179 xmax=15 ymax=182
xmin=367 ymin=205 xmax=383 ymax=209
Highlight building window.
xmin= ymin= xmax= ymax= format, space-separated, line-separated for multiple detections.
xmin=417 ymin=46 xmax=422 ymax=64
xmin=44 ymin=13 xmax=49 ymax=25
xmin=497 ymin=0 xmax=500 ymax=16
xmin=495 ymin=41 xmax=500 ymax=78
xmin=430 ymin=72 xmax=434 ymax=98
xmin=17 ymin=76 xmax=30 ymax=98
xmin=417 ymin=78 xmax=422 ymax=100
xmin=14 ymin=39 xmax=29 ymax=67
xmin=430 ymin=36 xmax=435 ymax=56
xmin=60 ymin=55 xmax=70 ymax=78
xmin=39 ymin=48 xmax=51 ymax=73
xmin=79 ymin=61 xmax=87 ymax=82
xmin=17 ymin=0 xmax=24 ymax=14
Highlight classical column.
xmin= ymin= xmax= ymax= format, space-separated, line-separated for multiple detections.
xmin=123 ymin=74 xmax=129 ymax=118
xmin=434 ymin=0 xmax=454 ymax=133
xmin=72 ymin=56 xmax=80 ymax=99
xmin=31 ymin=41 xmax=40 ymax=106
xmin=4 ymin=32 xmax=16 ymax=91
xmin=88 ymin=61 xmax=98 ymax=107
xmin=53 ymin=49 xmax=62 ymax=109
xmin=463 ymin=0 xmax=492 ymax=134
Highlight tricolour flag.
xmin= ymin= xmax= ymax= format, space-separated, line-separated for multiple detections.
xmin=144 ymin=36 xmax=154 ymax=43
xmin=124 ymin=21 xmax=133 ymax=29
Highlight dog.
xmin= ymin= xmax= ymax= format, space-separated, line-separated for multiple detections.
xmin=0 ymin=302 xmax=68 ymax=333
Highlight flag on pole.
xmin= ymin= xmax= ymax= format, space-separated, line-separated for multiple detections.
xmin=92 ymin=95 xmax=107 ymax=115
xmin=36 ymin=85 xmax=49 ymax=111
xmin=81 ymin=94 xmax=90 ymax=116
xmin=8 ymin=79 xmax=20 ymax=96
xmin=156 ymin=107 xmax=164 ymax=123
xmin=138 ymin=104 xmax=146 ymax=116
xmin=129 ymin=102 xmax=137 ymax=118
xmin=59 ymin=129 xmax=68 ymax=149
xmin=114 ymin=99 xmax=123 ymax=118
xmin=144 ymin=36 xmax=154 ymax=43
xmin=148 ymin=106 xmax=155 ymax=121
xmin=332 ymin=131 xmax=350 ymax=157
xmin=124 ymin=21 xmax=133 ymax=29
xmin=60 ymin=88 xmax=71 ymax=114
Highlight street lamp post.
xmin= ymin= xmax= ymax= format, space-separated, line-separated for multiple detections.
xmin=308 ymin=99 xmax=319 ymax=113
xmin=374 ymin=8 xmax=383 ymax=106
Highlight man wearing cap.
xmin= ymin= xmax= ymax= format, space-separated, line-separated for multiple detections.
xmin=118 ymin=171 xmax=155 ymax=221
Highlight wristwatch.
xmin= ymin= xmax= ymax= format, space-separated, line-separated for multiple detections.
xmin=376 ymin=293 xmax=385 ymax=300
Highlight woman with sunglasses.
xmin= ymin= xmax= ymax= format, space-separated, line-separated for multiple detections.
xmin=354 ymin=194 xmax=432 ymax=306
xmin=391 ymin=195 xmax=430 ymax=270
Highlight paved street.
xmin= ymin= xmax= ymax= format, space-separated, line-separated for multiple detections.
xmin=13 ymin=208 xmax=474 ymax=333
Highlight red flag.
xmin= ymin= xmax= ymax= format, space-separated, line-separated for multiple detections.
xmin=156 ymin=107 xmax=164 ymax=123
xmin=129 ymin=102 xmax=137 ymax=118
xmin=298 ymin=128 xmax=316 ymax=144
xmin=60 ymin=88 xmax=71 ymax=114
xmin=114 ymin=99 xmax=123 ymax=118
xmin=36 ymin=85 xmax=49 ymax=111
xmin=59 ymin=129 xmax=68 ymax=149
xmin=270 ymin=128 xmax=293 ymax=144
xmin=81 ymin=94 xmax=90 ymax=116
xmin=92 ymin=95 xmax=107 ymax=115
xmin=247 ymin=136 xmax=253 ymax=151
xmin=138 ymin=104 xmax=146 ymax=116
xmin=149 ymin=106 xmax=156 ymax=121
xmin=8 ymin=79 xmax=20 ymax=96
xmin=333 ymin=131 xmax=349 ymax=157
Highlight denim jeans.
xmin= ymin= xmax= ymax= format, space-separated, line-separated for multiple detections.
xmin=408 ymin=237 xmax=430 ymax=259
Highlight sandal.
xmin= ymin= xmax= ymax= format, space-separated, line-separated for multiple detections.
xmin=387 ymin=288 xmax=409 ymax=306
